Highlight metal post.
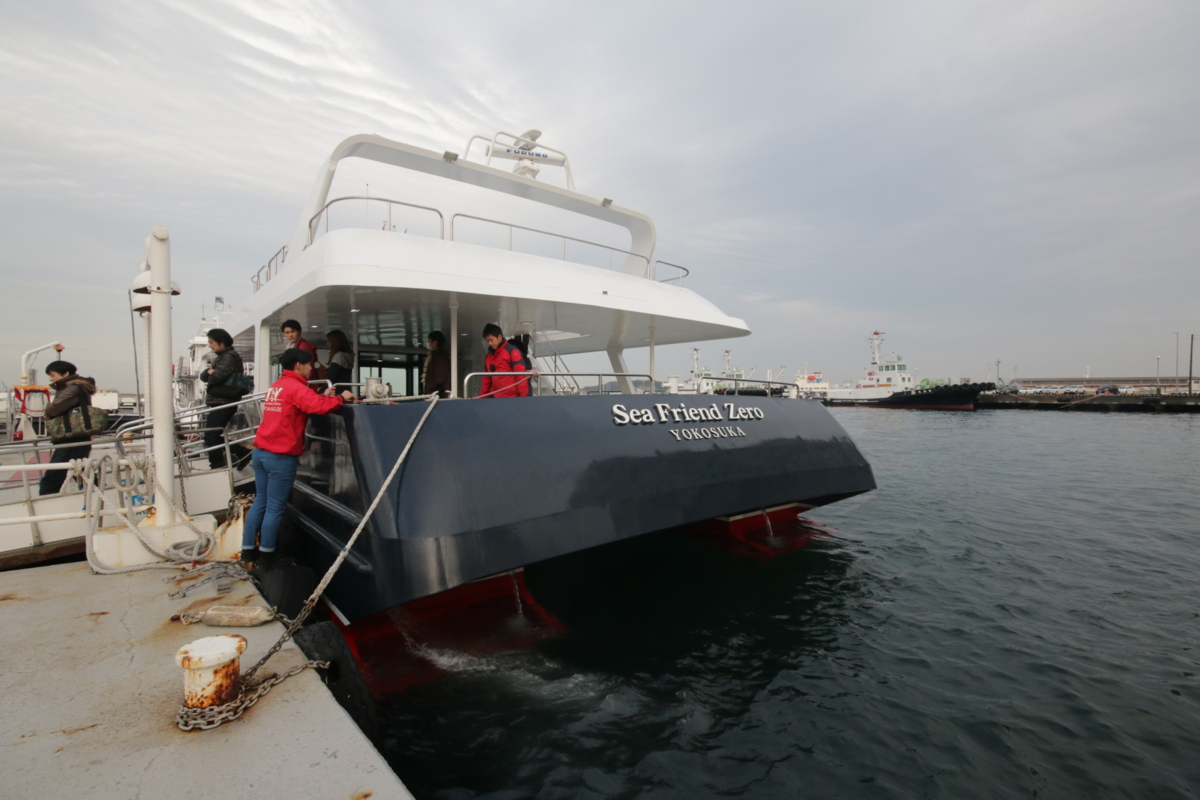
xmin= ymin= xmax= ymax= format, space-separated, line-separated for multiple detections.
xmin=1189 ymin=334 xmax=1195 ymax=396
xmin=351 ymin=291 xmax=361 ymax=387
xmin=256 ymin=319 xmax=272 ymax=393
xmin=147 ymin=226 xmax=176 ymax=525
xmin=1174 ymin=332 xmax=1179 ymax=390
xmin=449 ymin=293 xmax=459 ymax=398
xmin=143 ymin=311 xmax=153 ymax=418
xmin=648 ymin=322 xmax=656 ymax=392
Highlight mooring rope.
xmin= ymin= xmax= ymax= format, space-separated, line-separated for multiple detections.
xmin=176 ymin=393 xmax=441 ymax=730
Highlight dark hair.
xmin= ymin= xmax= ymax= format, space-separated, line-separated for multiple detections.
xmin=279 ymin=348 xmax=313 ymax=371
xmin=281 ymin=319 xmax=302 ymax=333
xmin=427 ymin=330 xmax=446 ymax=349
xmin=326 ymin=329 xmax=351 ymax=357
xmin=482 ymin=323 xmax=503 ymax=339
xmin=207 ymin=328 xmax=234 ymax=348
xmin=45 ymin=360 xmax=77 ymax=377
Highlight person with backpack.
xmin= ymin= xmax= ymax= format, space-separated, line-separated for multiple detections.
xmin=480 ymin=323 xmax=535 ymax=398
xmin=199 ymin=328 xmax=251 ymax=469
xmin=40 ymin=360 xmax=97 ymax=495
xmin=242 ymin=348 xmax=354 ymax=568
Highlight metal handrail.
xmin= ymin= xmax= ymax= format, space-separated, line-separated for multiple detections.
xmin=450 ymin=213 xmax=650 ymax=276
xmin=307 ymin=196 xmax=445 ymax=246
xmin=462 ymin=371 xmax=653 ymax=399
xmin=115 ymin=392 xmax=268 ymax=436
xmin=251 ymin=245 xmax=289 ymax=293
xmin=699 ymin=376 xmax=799 ymax=398
xmin=653 ymin=260 xmax=689 ymax=285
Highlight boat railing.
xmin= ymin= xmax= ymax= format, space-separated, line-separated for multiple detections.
xmin=449 ymin=213 xmax=651 ymax=277
xmin=698 ymin=376 xmax=800 ymax=398
xmin=251 ymin=245 xmax=289 ymax=293
xmin=308 ymin=196 xmax=445 ymax=248
xmin=463 ymin=372 xmax=654 ymax=399
xmin=653 ymin=261 xmax=689 ymax=285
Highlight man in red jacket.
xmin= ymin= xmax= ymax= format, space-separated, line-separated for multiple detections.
xmin=242 ymin=348 xmax=354 ymax=567
xmin=480 ymin=323 xmax=534 ymax=398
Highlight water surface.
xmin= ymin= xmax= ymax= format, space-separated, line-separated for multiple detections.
xmin=381 ymin=409 xmax=1200 ymax=799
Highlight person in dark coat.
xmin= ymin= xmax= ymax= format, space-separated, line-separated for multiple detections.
xmin=422 ymin=330 xmax=451 ymax=398
xmin=325 ymin=329 xmax=355 ymax=393
xmin=199 ymin=328 xmax=250 ymax=469
xmin=40 ymin=361 xmax=96 ymax=495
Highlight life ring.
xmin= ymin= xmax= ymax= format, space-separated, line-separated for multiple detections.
xmin=13 ymin=386 xmax=50 ymax=418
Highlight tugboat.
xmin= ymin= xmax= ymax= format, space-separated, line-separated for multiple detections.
xmin=824 ymin=332 xmax=994 ymax=410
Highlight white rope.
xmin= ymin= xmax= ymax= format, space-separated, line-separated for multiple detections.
xmin=178 ymin=393 xmax=441 ymax=730
xmin=81 ymin=452 xmax=231 ymax=575
xmin=474 ymin=374 xmax=534 ymax=399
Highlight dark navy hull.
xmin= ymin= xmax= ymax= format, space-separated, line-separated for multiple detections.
xmin=288 ymin=395 xmax=875 ymax=623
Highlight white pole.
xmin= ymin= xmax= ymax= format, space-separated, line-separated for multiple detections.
xmin=449 ymin=293 xmax=459 ymax=398
xmin=648 ymin=321 xmax=656 ymax=392
xmin=147 ymin=226 xmax=176 ymax=525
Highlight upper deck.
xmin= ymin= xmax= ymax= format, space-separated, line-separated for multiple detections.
xmin=227 ymin=132 xmax=750 ymax=390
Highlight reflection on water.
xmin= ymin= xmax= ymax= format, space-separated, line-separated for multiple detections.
xmin=381 ymin=410 xmax=1200 ymax=799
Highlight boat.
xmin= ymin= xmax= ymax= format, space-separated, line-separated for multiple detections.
xmin=215 ymin=129 xmax=876 ymax=625
xmin=0 ymin=127 xmax=877 ymax=643
xmin=823 ymin=331 xmax=994 ymax=410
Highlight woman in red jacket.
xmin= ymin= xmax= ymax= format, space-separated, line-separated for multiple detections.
xmin=242 ymin=348 xmax=354 ymax=568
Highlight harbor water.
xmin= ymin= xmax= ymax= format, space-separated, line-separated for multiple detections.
xmin=379 ymin=409 xmax=1200 ymax=799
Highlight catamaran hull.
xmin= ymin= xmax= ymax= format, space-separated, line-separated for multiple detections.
xmin=288 ymin=395 xmax=875 ymax=623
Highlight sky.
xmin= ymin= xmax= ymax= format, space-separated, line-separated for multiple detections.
xmin=1 ymin=0 xmax=1198 ymax=391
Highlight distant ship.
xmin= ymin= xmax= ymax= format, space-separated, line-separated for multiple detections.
xmin=823 ymin=332 xmax=994 ymax=410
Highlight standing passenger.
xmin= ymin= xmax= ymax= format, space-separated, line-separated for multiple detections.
xmin=242 ymin=349 xmax=354 ymax=568
xmin=199 ymin=328 xmax=250 ymax=469
xmin=325 ymin=329 xmax=355 ymax=393
xmin=39 ymin=361 xmax=95 ymax=495
xmin=480 ymin=323 xmax=532 ymax=398
xmin=422 ymin=330 xmax=451 ymax=398
xmin=282 ymin=319 xmax=321 ymax=368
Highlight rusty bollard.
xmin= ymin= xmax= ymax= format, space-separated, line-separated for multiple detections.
xmin=175 ymin=634 xmax=248 ymax=708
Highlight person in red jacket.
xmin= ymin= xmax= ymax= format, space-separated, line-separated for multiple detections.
xmin=480 ymin=323 xmax=534 ymax=398
xmin=242 ymin=348 xmax=354 ymax=567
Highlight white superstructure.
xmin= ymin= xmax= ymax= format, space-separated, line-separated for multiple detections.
xmin=226 ymin=130 xmax=750 ymax=396
xmin=826 ymin=331 xmax=919 ymax=402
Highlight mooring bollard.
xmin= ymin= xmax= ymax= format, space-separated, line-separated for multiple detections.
xmin=175 ymin=634 xmax=248 ymax=708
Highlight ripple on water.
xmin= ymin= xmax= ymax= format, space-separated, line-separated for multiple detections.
xmin=380 ymin=410 xmax=1200 ymax=798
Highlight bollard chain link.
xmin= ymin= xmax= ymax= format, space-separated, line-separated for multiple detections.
xmin=175 ymin=660 xmax=328 ymax=731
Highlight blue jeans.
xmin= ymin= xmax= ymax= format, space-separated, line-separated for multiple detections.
xmin=243 ymin=449 xmax=299 ymax=553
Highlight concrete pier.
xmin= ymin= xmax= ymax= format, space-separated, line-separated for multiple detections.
xmin=0 ymin=561 xmax=413 ymax=800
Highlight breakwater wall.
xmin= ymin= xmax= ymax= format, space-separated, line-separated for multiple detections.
xmin=979 ymin=395 xmax=1200 ymax=413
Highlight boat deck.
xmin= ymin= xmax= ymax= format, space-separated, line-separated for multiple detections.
xmin=0 ymin=561 xmax=412 ymax=800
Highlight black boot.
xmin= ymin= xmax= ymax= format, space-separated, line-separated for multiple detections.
xmin=241 ymin=547 xmax=260 ymax=564
xmin=256 ymin=550 xmax=281 ymax=571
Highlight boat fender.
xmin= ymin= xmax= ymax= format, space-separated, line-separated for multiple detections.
xmin=257 ymin=565 xmax=317 ymax=621
xmin=174 ymin=605 xmax=277 ymax=627
xmin=293 ymin=621 xmax=379 ymax=739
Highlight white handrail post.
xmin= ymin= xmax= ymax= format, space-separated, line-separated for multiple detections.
xmin=449 ymin=293 xmax=459 ymax=398
xmin=146 ymin=226 xmax=177 ymax=525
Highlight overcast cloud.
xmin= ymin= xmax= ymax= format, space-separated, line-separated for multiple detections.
xmin=1 ymin=0 xmax=1197 ymax=389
